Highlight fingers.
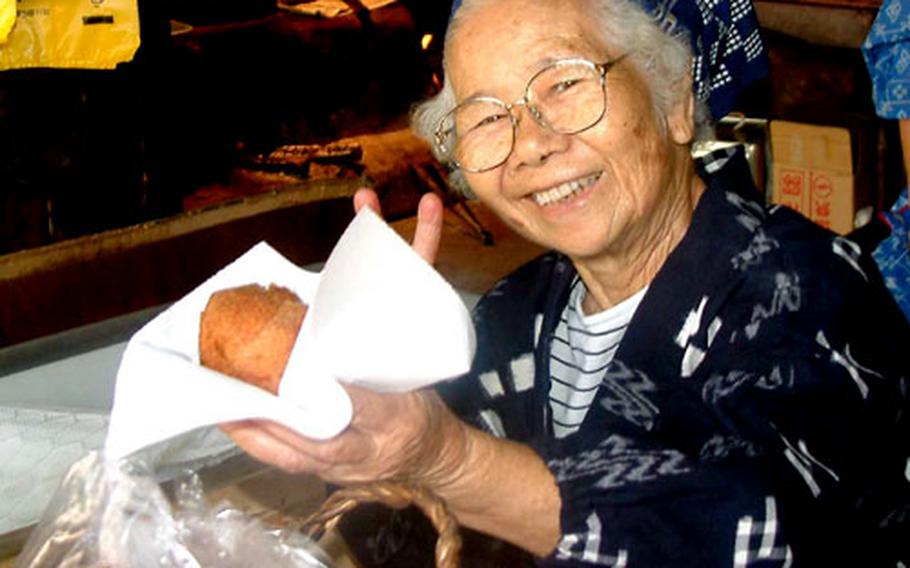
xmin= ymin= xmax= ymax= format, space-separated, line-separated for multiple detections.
xmin=256 ymin=419 xmax=370 ymax=464
xmin=221 ymin=419 xmax=370 ymax=476
xmin=412 ymin=192 xmax=444 ymax=264
xmin=220 ymin=387 xmax=444 ymax=484
xmin=353 ymin=188 xmax=381 ymax=215
xmin=220 ymin=420 xmax=325 ymax=473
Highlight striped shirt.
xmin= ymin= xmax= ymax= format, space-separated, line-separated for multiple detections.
xmin=549 ymin=279 xmax=647 ymax=438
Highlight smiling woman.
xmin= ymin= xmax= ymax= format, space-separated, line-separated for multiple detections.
xmin=417 ymin=0 xmax=703 ymax=310
xmin=221 ymin=0 xmax=910 ymax=566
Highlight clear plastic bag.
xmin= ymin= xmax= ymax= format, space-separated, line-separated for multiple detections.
xmin=15 ymin=451 xmax=334 ymax=568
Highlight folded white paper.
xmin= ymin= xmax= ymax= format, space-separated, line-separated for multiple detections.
xmin=105 ymin=208 xmax=476 ymax=461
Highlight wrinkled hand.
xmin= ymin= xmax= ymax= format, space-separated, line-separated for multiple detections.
xmin=220 ymin=189 xmax=459 ymax=486
xmin=221 ymin=385 xmax=465 ymax=486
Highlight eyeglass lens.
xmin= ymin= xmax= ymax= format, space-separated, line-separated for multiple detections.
xmin=440 ymin=60 xmax=606 ymax=172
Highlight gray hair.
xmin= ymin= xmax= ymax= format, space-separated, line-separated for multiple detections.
xmin=411 ymin=0 xmax=711 ymax=197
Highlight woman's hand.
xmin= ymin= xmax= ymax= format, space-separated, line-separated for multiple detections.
xmin=220 ymin=386 xmax=468 ymax=486
xmin=220 ymin=188 xmax=456 ymax=485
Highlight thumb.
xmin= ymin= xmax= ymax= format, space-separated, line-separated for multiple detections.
xmin=353 ymin=188 xmax=382 ymax=215
xmin=412 ymin=193 xmax=443 ymax=264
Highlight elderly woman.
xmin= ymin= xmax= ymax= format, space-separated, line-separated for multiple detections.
xmin=224 ymin=0 xmax=910 ymax=565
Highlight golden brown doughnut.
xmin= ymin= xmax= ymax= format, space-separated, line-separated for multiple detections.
xmin=199 ymin=284 xmax=307 ymax=394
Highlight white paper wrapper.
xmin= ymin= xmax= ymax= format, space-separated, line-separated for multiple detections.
xmin=105 ymin=208 xmax=476 ymax=461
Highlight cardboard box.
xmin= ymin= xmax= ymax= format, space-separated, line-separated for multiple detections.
xmin=770 ymin=120 xmax=854 ymax=235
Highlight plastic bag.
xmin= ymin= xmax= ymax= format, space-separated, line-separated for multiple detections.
xmin=0 ymin=0 xmax=14 ymax=44
xmin=15 ymin=451 xmax=334 ymax=568
xmin=0 ymin=0 xmax=140 ymax=71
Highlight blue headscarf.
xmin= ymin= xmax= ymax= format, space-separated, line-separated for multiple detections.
xmin=862 ymin=0 xmax=910 ymax=119
xmin=448 ymin=0 xmax=768 ymax=120
xmin=863 ymin=0 xmax=910 ymax=323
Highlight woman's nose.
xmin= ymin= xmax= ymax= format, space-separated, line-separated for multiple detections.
xmin=510 ymin=106 xmax=570 ymax=168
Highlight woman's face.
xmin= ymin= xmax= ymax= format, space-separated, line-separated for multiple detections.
xmin=447 ymin=0 xmax=694 ymax=262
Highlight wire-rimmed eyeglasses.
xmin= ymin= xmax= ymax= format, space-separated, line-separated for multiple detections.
xmin=434 ymin=55 xmax=626 ymax=173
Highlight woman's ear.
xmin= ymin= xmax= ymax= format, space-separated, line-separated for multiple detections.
xmin=667 ymin=69 xmax=696 ymax=145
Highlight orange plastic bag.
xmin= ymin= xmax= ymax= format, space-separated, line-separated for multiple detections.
xmin=0 ymin=0 xmax=139 ymax=70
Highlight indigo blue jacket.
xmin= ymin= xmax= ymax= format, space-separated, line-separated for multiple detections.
xmin=438 ymin=148 xmax=910 ymax=567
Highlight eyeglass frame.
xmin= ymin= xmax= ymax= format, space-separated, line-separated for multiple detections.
xmin=433 ymin=54 xmax=628 ymax=173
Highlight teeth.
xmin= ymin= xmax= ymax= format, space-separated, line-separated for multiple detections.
xmin=533 ymin=172 xmax=601 ymax=206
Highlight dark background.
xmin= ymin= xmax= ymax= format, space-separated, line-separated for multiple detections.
xmin=0 ymin=1 xmax=451 ymax=254
xmin=0 ymin=1 xmax=903 ymax=254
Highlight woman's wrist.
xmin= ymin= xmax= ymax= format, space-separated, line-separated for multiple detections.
xmin=407 ymin=391 xmax=474 ymax=491
xmin=400 ymin=392 xmax=561 ymax=556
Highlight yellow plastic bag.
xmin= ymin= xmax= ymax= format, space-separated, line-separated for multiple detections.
xmin=0 ymin=0 xmax=140 ymax=70
xmin=0 ymin=0 xmax=14 ymax=44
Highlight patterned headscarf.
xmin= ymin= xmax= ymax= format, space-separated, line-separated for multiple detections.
xmin=448 ymin=0 xmax=768 ymax=120
xmin=862 ymin=0 xmax=910 ymax=119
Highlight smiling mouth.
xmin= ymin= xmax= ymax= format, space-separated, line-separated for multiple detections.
xmin=532 ymin=172 xmax=602 ymax=207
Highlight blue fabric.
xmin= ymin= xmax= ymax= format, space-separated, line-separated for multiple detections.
xmin=438 ymin=148 xmax=910 ymax=566
xmin=873 ymin=187 xmax=910 ymax=321
xmin=448 ymin=0 xmax=768 ymax=120
xmin=862 ymin=0 xmax=910 ymax=119
xmin=862 ymin=1 xmax=910 ymax=323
